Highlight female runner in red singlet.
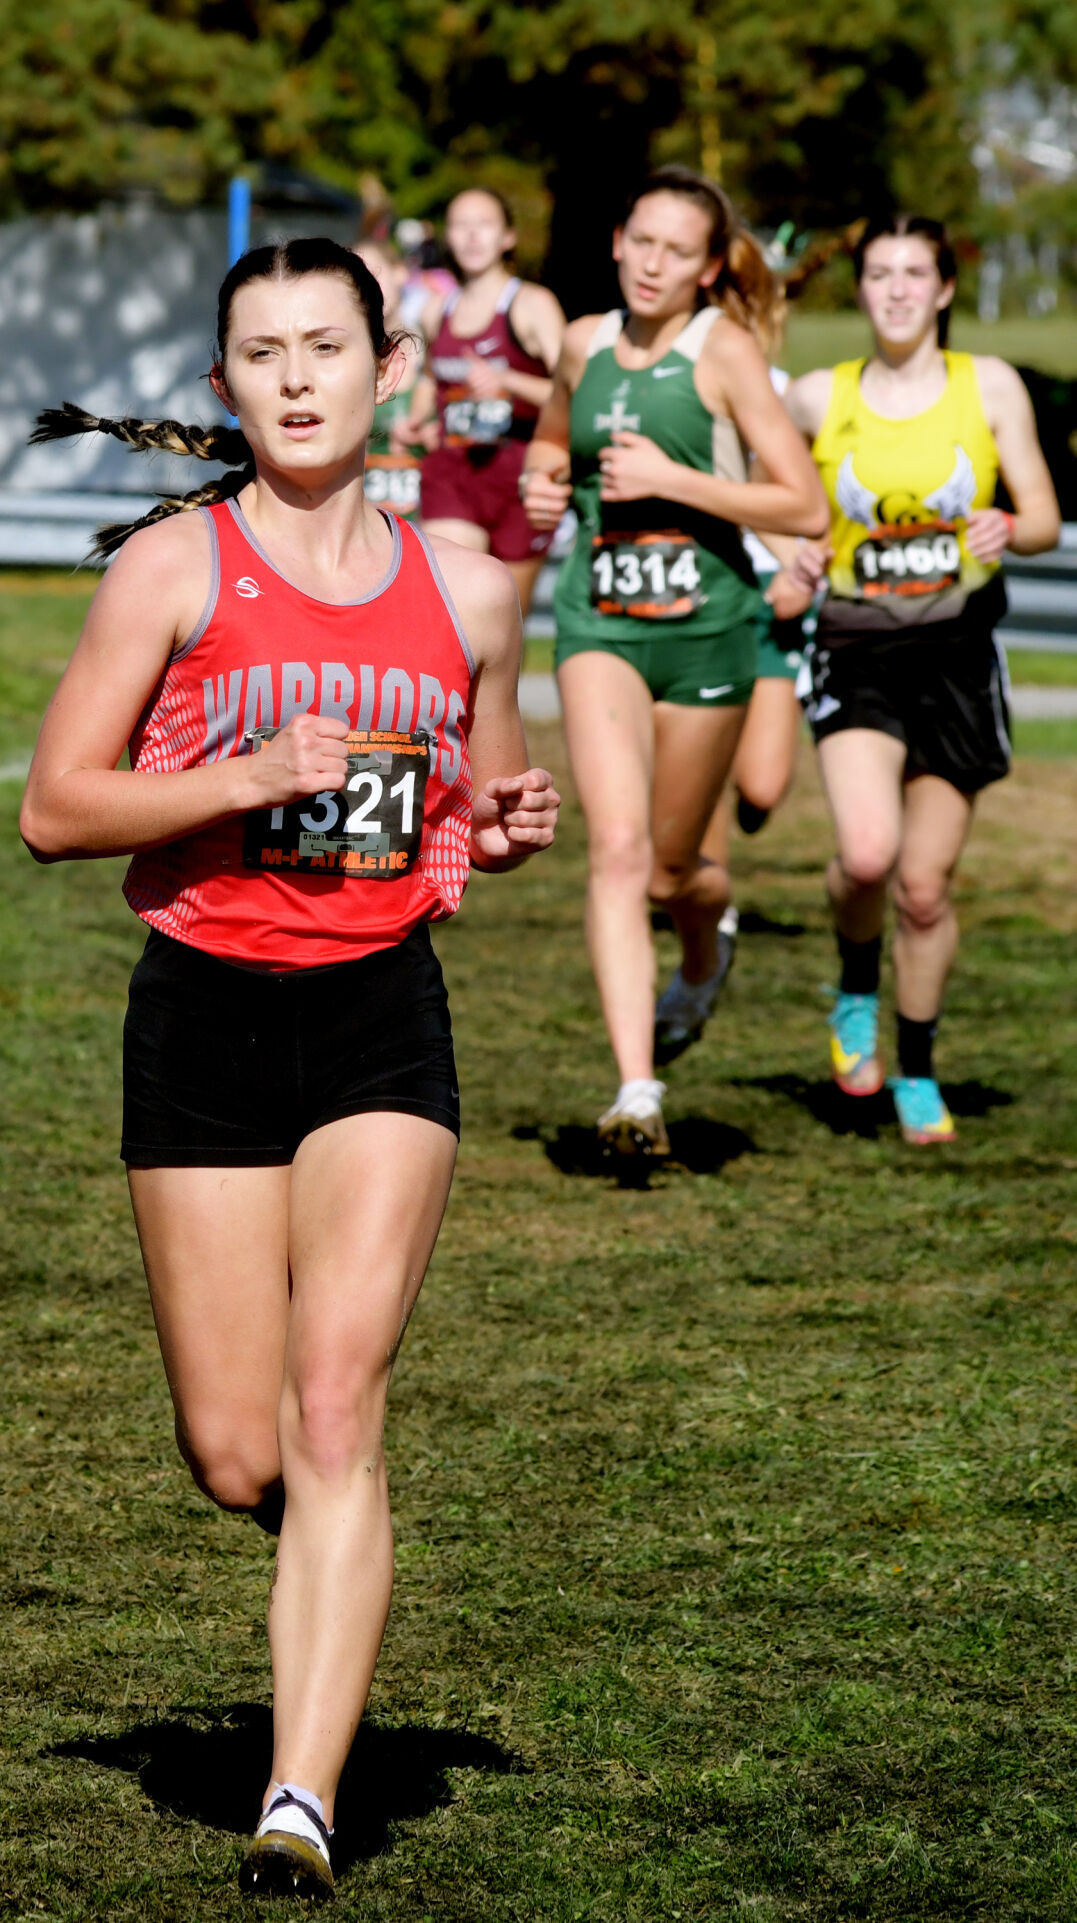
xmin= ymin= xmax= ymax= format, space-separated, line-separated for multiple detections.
xmin=21 ymin=238 xmax=559 ymax=1903
xmin=397 ymin=187 xmax=566 ymax=615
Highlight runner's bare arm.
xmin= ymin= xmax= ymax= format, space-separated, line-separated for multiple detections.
xmin=392 ymin=291 xmax=448 ymax=445
xmin=431 ymin=542 xmax=559 ymax=872
xmin=20 ymin=517 xmax=348 ymax=862
xmin=520 ymin=316 xmax=597 ymax=527
xmin=971 ymin=358 xmax=1061 ymax=559
xmin=394 ymin=370 xmax=438 ymax=448
xmin=491 ymin=284 xmax=567 ymax=406
xmin=599 ymin=326 xmax=829 ymax=537
xmin=742 ymin=448 xmax=828 ymax=594
xmin=783 ymin=368 xmax=833 ymax=444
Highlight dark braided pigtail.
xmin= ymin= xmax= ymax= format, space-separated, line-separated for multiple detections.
xmin=29 ymin=402 xmax=254 ymax=559
xmin=92 ymin=468 xmax=254 ymax=559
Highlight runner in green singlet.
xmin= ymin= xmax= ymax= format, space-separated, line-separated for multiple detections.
xmin=522 ymin=166 xmax=827 ymax=1157
xmin=355 ymin=238 xmax=426 ymax=520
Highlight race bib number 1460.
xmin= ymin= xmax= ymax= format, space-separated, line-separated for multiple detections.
xmin=243 ymin=728 xmax=431 ymax=880
xmin=853 ymin=523 xmax=962 ymax=598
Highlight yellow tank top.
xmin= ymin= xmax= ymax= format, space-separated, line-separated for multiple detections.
xmin=813 ymin=351 xmax=1002 ymax=638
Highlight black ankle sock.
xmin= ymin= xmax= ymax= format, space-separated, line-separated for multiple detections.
xmin=736 ymin=795 xmax=770 ymax=836
xmin=837 ymin=933 xmax=881 ymax=996
xmin=897 ymin=1013 xmax=938 ymax=1080
xmin=249 ymin=1486 xmax=285 ymax=1536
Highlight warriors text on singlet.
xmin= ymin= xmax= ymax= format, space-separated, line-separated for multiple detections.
xmin=812 ymin=351 xmax=1005 ymax=642
xmin=554 ymin=307 xmax=763 ymax=642
xmin=123 ymin=502 xmax=474 ymax=969
xmin=429 ymin=277 xmax=548 ymax=448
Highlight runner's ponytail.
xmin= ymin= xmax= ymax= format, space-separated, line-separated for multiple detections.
xmin=716 ymin=227 xmax=785 ymax=357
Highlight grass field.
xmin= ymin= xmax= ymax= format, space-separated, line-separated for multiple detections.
xmin=784 ymin=313 xmax=1077 ymax=378
xmin=2 ymin=591 xmax=1077 ymax=1921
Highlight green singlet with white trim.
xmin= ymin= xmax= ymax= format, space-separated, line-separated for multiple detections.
xmin=554 ymin=307 xmax=764 ymax=657
xmin=364 ymin=388 xmax=422 ymax=520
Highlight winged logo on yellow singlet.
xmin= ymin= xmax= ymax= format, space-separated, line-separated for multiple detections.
xmin=835 ymin=445 xmax=977 ymax=529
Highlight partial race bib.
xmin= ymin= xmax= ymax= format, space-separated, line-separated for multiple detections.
xmin=243 ymin=728 xmax=431 ymax=881
xmin=590 ymin=531 xmax=704 ymax=619
xmin=853 ymin=523 xmax=961 ymax=599
xmin=364 ymin=454 xmax=421 ymax=515
xmin=443 ymin=386 xmax=514 ymax=448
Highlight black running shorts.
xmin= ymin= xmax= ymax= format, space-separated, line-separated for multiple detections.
xmin=122 ymin=923 xmax=459 ymax=1165
xmin=802 ymin=628 xmax=1011 ymax=794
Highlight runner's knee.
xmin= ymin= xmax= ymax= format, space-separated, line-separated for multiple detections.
xmin=739 ymin=766 xmax=790 ymax=814
xmin=894 ymin=868 xmax=950 ymax=932
xmin=177 ymin=1415 xmax=281 ymax=1514
xmin=649 ymin=853 xmax=700 ymax=903
xmin=836 ymin=832 xmax=896 ymax=890
xmin=281 ymin=1351 xmax=391 ymax=1482
xmin=589 ymin=822 xmax=652 ymax=891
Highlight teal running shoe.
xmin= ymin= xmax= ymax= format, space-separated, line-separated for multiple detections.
xmin=828 ymin=990 xmax=884 ymax=1096
xmin=889 ymin=1076 xmax=955 ymax=1145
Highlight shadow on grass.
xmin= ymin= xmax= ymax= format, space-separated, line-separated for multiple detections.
xmin=513 ymin=1116 xmax=756 ymax=1189
xmin=735 ymin=908 xmax=807 ymax=938
xmin=51 ymin=1703 xmax=523 ymax=1870
xmin=728 ymin=1074 xmax=1014 ymax=1140
xmin=649 ymin=907 xmax=806 ymax=936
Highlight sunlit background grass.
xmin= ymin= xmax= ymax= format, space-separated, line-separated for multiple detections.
xmin=1 ymin=583 xmax=1075 ymax=1920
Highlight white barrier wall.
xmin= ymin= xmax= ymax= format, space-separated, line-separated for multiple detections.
xmin=0 ymin=203 xmax=356 ymax=500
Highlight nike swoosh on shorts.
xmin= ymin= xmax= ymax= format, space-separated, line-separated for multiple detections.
xmin=811 ymin=694 xmax=842 ymax=721
xmin=699 ymin=684 xmax=734 ymax=699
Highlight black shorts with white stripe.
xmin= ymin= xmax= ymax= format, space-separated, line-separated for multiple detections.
xmin=800 ymin=626 xmax=1011 ymax=795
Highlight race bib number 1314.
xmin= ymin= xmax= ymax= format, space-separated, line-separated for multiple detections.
xmin=243 ymin=728 xmax=431 ymax=880
xmin=590 ymin=530 xmax=703 ymax=619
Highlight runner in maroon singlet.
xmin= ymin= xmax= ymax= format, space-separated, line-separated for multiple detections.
xmin=396 ymin=187 xmax=566 ymax=615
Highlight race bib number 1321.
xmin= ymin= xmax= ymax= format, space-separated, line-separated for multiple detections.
xmin=590 ymin=530 xmax=703 ymax=619
xmin=242 ymin=728 xmax=431 ymax=880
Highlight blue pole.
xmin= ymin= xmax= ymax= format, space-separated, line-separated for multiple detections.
xmin=228 ymin=175 xmax=251 ymax=266
xmin=224 ymin=177 xmax=251 ymax=424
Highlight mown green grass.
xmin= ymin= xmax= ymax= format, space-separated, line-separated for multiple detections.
xmin=2 ymin=594 xmax=1077 ymax=1921
xmin=785 ymin=312 xmax=1077 ymax=377
xmin=1002 ymin=648 xmax=1077 ymax=687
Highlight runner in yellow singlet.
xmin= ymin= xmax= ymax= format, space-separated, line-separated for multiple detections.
xmin=781 ymin=215 xmax=1059 ymax=1144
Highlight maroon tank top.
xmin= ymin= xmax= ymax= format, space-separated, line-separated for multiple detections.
xmin=429 ymin=277 xmax=548 ymax=447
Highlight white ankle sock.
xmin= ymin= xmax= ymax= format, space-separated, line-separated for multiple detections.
xmin=260 ymin=1782 xmax=332 ymax=1862
xmin=617 ymin=1078 xmax=665 ymax=1106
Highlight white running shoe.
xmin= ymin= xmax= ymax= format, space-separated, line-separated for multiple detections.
xmin=597 ymin=1079 xmax=669 ymax=1158
xmin=654 ymin=907 xmax=738 ymax=1065
xmin=239 ymin=1786 xmax=334 ymax=1903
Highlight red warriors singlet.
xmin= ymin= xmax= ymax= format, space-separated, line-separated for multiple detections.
xmin=124 ymin=502 xmax=473 ymax=968
xmin=430 ymin=278 xmax=548 ymax=446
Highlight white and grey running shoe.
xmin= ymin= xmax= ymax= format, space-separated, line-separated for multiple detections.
xmin=239 ymin=1785 xmax=335 ymax=1903
xmin=597 ymin=1079 xmax=670 ymax=1158
xmin=654 ymin=907 xmax=738 ymax=1065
